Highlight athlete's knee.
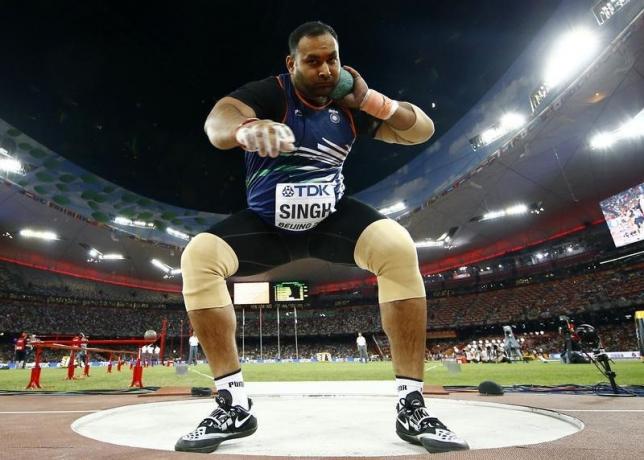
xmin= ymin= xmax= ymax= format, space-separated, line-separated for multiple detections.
xmin=181 ymin=233 xmax=239 ymax=311
xmin=354 ymin=219 xmax=425 ymax=304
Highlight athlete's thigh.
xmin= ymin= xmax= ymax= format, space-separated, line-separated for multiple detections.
xmin=205 ymin=209 xmax=291 ymax=276
xmin=308 ymin=196 xmax=386 ymax=265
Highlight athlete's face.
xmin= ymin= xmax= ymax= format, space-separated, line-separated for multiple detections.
xmin=287 ymin=33 xmax=340 ymax=101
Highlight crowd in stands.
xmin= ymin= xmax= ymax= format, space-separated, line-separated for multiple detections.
xmin=424 ymin=323 xmax=639 ymax=361
xmin=1 ymin=247 xmax=643 ymax=364
xmin=7 ymin=320 xmax=635 ymax=364
xmin=239 ymin=338 xmax=362 ymax=361
xmin=0 ymin=295 xmax=185 ymax=337
xmin=426 ymin=268 xmax=643 ymax=329
xmin=0 ymin=261 xmax=183 ymax=307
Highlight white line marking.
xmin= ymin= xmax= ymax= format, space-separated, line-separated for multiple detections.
xmin=425 ymin=365 xmax=440 ymax=371
xmin=189 ymin=368 xmax=214 ymax=380
xmin=550 ymin=409 xmax=644 ymax=412
xmin=0 ymin=410 xmax=99 ymax=414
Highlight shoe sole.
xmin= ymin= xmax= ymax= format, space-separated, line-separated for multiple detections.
xmin=175 ymin=425 xmax=258 ymax=453
xmin=396 ymin=431 xmax=469 ymax=453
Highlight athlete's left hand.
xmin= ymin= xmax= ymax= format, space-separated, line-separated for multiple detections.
xmin=335 ymin=66 xmax=369 ymax=109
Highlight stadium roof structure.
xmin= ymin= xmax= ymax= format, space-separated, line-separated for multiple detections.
xmin=0 ymin=1 xmax=643 ymax=291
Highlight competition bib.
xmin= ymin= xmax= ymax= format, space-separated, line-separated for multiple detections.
xmin=275 ymin=182 xmax=336 ymax=231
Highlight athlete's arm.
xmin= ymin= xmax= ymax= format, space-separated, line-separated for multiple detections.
xmin=204 ymin=79 xmax=295 ymax=158
xmin=204 ymin=96 xmax=256 ymax=150
xmin=338 ymin=66 xmax=435 ymax=145
xmin=373 ymin=101 xmax=435 ymax=145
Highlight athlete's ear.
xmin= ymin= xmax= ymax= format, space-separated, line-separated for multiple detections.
xmin=286 ymin=55 xmax=295 ymax=75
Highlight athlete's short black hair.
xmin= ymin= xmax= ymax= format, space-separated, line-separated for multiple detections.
xmin=288 ymin=21 xmax=338 ymax=55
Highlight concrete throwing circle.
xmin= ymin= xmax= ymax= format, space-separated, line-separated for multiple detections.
xmin=72 ymin=396 xmax=583 ymax=456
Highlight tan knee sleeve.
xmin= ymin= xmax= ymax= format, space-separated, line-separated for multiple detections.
xmin=181 ymin=233 xmax=239 ymax=311
xmin=354 ymin=219 xmax=425 ymax=304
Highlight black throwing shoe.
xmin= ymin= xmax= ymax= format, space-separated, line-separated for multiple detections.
xmin=396 ymin=391 xmax=469 ymax=453
xmin=175 ymin=389 xmax=257 ymax=453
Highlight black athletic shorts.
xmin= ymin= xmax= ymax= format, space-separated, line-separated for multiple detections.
xmin=205 ymin=196 xmax=386 ymax=277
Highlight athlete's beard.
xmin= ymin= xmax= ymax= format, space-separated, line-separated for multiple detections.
xmin=292 ymin=72 xmax=335 ymax=104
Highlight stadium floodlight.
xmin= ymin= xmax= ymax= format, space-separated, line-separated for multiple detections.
xmin=505 ymin=204 xmax=529 ymax=215
xmin=415 ymin=227 xmax=458 ymax=248
xmin=590 ymin=132 xmax=617 ymax=149
xmin=543 ymin=28 xmax=598 ymax=88
xmin=87 ymin=247 xmax=125 ymax=262
xmin=0 ymin=148 xmax=25 ymax=175
xmin=114 ymin=216 xmax=155 ymax=228
xmin=19 ymin=228 xmax=58 ymax=241
xmin=166 ymin=227 xmax=190 ymax=241
xmin=479 ymin=203 xmax=529 ymax=222
xmin=621 ymin=114 xmax=644 ymax=138
xmin=590 ymin=109 xmax=644 ymax=149
xmin=500 ymin=113 xmax=526 ymax=131
xmin=469 ymin=112 xmax=526 ymax=150
xmin=378 ymin=201 xmax=406 ymax=215
xmin=414 ymin=239 xmax=445 ymax=248
xmin=482 ymin=209 xmax=505 ymax=220
xmin=151 ymin=258 xmax=181 ymax=278
xmin=101 ymin=253 xmax=125 ymax=260
xmin=480 ymin=128 xmax=500 ymax=146
xmin=530 ymin=202 xmax=545 ymax=215
xmin=151 ymin=258 xmax=171 ymax=273
xmin=0 ymin=157 xmax=23 ymax=174
xmin=535 ymin=251 xmax=549 ymax=261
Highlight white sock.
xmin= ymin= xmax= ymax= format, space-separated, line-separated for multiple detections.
xmin=215 ymin=369 xmax=249 ymax=410
xmin=396 ymin=376 xmax=424 ymax=400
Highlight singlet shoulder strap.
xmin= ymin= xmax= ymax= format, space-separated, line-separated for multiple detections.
xmin=276 ymin=75 xmax=289 ymax=123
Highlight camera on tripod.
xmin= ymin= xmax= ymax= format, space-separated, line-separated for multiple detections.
xmin=562 ymin=321 xmax=631 ymax=396
xmin=558 ymin=316 xmax=588 ymax=364
xmin=574 ymin=323 xmax=601 ymax=353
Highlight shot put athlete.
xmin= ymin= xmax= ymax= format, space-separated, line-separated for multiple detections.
xmin=176 ymin=21 xmax=469 ymax=454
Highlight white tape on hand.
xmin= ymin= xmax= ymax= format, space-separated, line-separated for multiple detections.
xmin=235 ymin=120 xmax=296 ymax=158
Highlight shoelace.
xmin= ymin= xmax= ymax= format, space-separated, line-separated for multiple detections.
xmin=201 ymin=408 xmax=230 ymax=429
xmin=400 ymin=398 xmax=447 ymax=431
xmin=200 ymin=396 xmax=232 ymax=429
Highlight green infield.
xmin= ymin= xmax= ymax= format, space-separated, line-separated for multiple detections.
xmin=0 ymin=360 xmax=642 ymax=392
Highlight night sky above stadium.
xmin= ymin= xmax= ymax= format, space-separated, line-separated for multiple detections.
xmin=1 ymin=1 xmax=560 ymax=213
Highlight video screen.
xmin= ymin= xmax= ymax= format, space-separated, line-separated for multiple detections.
xmin=600 ymin=182 xmax=644 ymax=248
xmin=233 ymin=282 xmax=270 ymax=305
xmin=274 ymin=281 xmax=309 ymax=302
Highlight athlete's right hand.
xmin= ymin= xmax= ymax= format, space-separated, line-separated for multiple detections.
xmin=235 ymin=119 xmax=296 ymax=158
